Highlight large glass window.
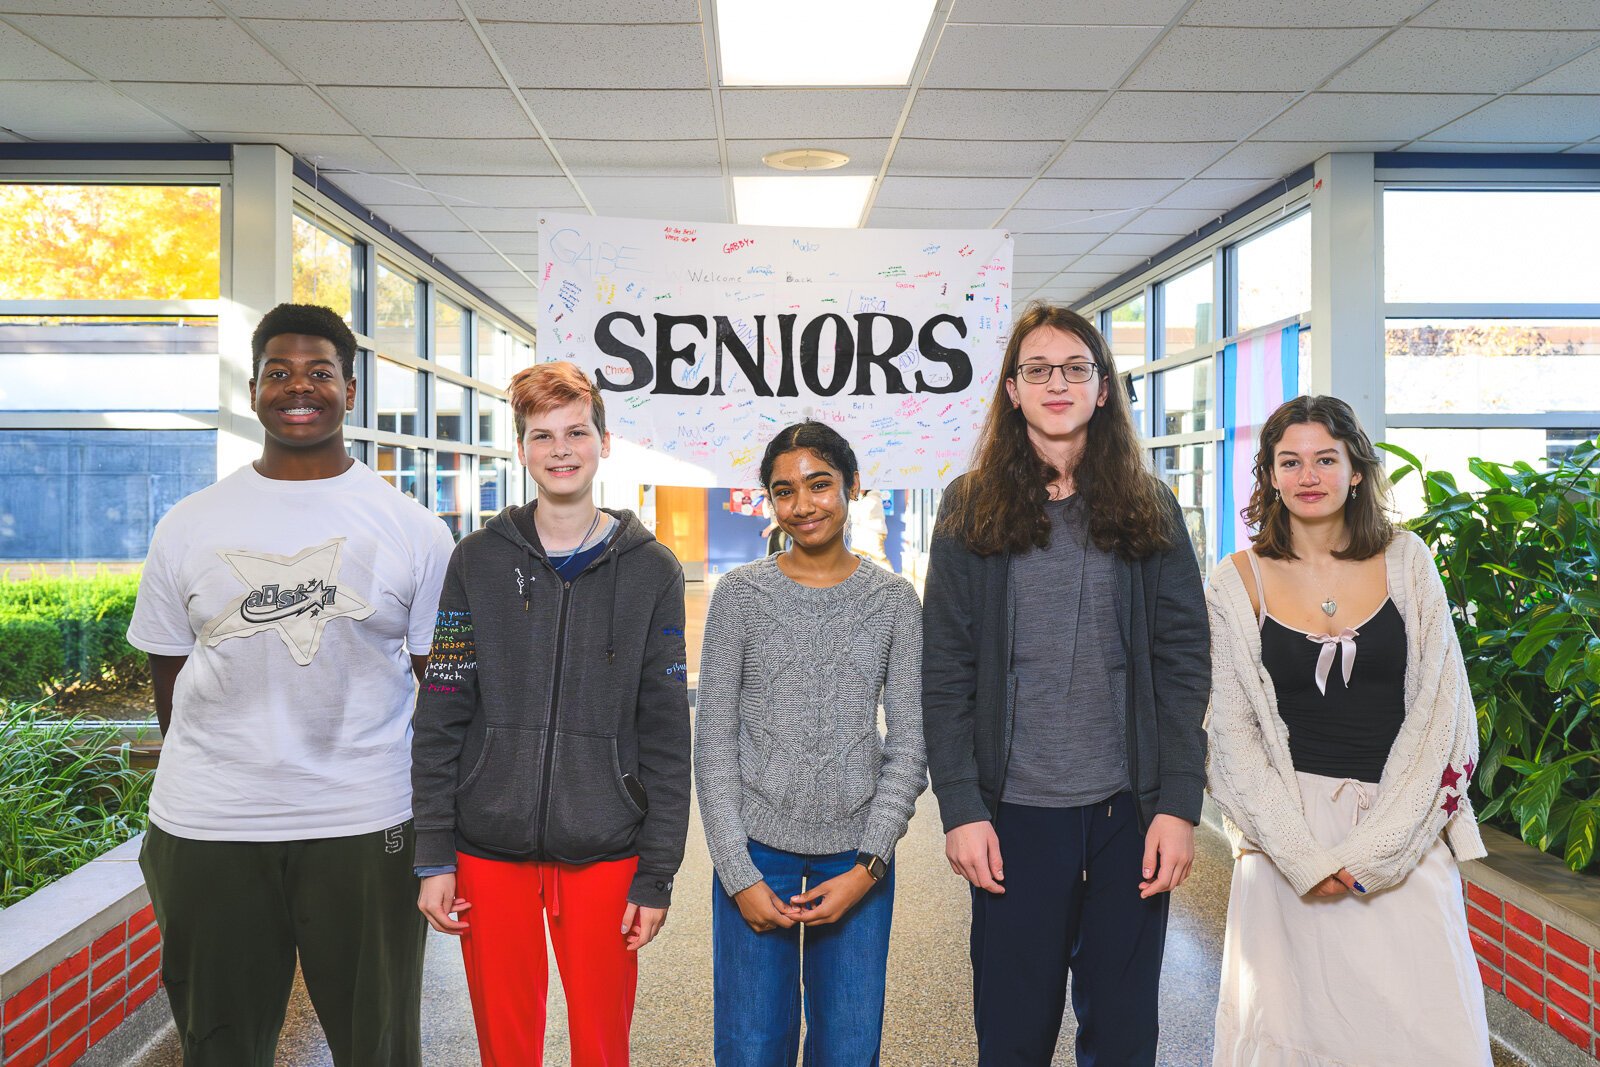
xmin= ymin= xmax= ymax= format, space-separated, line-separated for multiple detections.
xmin=1157 ymin=359 xmax=1213 ymax=436
xmin=376 ymin=358 xmax=422 ymax=436
xmin=1387 ymin=320 xmax=1600 ymax=414
xmin=436 ymin=381 xmax=466 ymax=442
xmin=1385 ymin=426 xmax=1600 ymax=519
xmin=1236 ymin=211 xmax=1310 ymax=333
xmin=478 ymin=319 xmax=509 ymax=389
xmin=376 ymin=445 xmax=419 ymax=499
xmin=479 ymin=395 xmax=511 ymax=451
xmin=478 ymin=456 xmax=509 ymax=526
xmin=1160 ymin=262 xmax=1213 ymax=356
xmin=1108 ymin=294 xmax=1146 ymax=375
xmin=1384 ymin=190 xmax=1600 ymax=305
xmin=0 ymin=318 xmax=218 ymax=411
xmin=436 ymin=297 xmax=465 ymax=373
xmin=375 ymin=259 xmax=419 ymax=356
xmin=292 ymin=213 xmax=358 ymax=326
xmin=1153 ymin=443 xmax=1213 ymax=571
xmin=434 ymin=451 xmax=466 ymax=539
xmin=0 ymin=184 xmax=220 ymax=300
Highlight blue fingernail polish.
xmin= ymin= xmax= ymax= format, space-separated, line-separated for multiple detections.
xmin=1354 ymin=882 xmax=1367 ymax=893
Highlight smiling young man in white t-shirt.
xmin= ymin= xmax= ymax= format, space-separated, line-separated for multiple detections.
xmin=127 ymin=304 xmax=455 ymax=1067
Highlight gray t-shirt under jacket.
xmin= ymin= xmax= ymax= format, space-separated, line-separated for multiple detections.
xmin=1003 ymin=494 xmax=1129 ymax=808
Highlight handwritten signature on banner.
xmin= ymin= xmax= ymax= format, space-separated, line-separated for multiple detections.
xmin=538 ymin=214 xmax=1011 ymax=489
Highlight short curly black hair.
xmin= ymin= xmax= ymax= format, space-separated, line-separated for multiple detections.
xmin=251 ymin=304 xmax=357 ymax=379
xmin=759 ymin=420 xmax=860 ymax=493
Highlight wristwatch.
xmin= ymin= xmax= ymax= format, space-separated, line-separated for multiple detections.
xmin=855 ymin=852 xmax=888 ymax=882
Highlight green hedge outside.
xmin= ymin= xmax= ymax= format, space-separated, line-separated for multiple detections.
xmin=0 ymin=571 xmax=145 ymax=701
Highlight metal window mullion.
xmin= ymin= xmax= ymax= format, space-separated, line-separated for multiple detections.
xmin=1383 ymin=302 xmax=1600 ymax=320
xmin=0 ymin=412 xmax=220 ymax=430
xmin=1384 ymin=412 xmax=1600 ymax=429
xmin=0 ymin=299 xmax=223 ymax=316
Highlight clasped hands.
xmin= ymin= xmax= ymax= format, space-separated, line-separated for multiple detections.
xmin=733 ymin=864 xmax=875 ymax=933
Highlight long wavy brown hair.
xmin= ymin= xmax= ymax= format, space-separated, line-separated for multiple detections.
xmin=1245 ymin=395 xmax=1396 ymax=561
xmin=939 ymin=302 xmax=1173 ymax=559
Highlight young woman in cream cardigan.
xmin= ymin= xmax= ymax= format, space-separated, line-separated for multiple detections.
xmin=1206 ymin=395 xmax=1490 ymax=1066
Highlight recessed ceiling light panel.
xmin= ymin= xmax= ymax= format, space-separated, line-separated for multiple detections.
xmin=717 ymin=0 xmax=937 ymax=87
xmin=762 ymin=148 xmax=851 ymax=172
xmin=733 ymin=175 xmax=875 ymax=229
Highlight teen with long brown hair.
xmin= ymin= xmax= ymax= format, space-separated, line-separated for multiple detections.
xmin=1207 ymin=395 xmax=1490 ymax=1065
xmin=922 ymin=302 xmax=1210 ymax=1065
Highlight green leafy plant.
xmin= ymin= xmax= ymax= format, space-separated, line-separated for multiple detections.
xmin=1383 ymin=439 xmax=1600 ymax=873
xmin=0 ymin=699 xmax=152 ymax=908
xmin=0 ymin=569 xmax=145 ymax=701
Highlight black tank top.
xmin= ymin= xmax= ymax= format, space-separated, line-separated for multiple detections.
xmin=1260 ymin=600 xmax=1407 ymax=783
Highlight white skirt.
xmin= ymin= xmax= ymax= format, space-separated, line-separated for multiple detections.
xmin=1213 ymin=771 xmax=1492 ymax=1067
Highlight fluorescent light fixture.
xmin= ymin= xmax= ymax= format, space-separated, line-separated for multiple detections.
xmin=716 ymin=0 xmax=937 ymax=86
xmin=734 ymin=176 xmax=875 ymax=228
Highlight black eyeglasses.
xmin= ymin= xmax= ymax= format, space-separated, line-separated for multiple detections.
xmin=1015 ymin=362 xmax=1100 ymax=385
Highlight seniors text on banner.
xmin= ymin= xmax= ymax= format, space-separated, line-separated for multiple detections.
xmin=537 ymin=213 xmax=1012 ymax=489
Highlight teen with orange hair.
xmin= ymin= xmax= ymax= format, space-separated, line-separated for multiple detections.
xmin=411 ymin=361 xmax=691 ymax=1065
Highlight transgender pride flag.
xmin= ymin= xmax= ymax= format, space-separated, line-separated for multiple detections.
xmin=1219 ymin=324 xmax=1300 ymax=555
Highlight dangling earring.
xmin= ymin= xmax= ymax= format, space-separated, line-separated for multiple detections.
xmin=1351 ymin=485 xmax=1359 ymax=500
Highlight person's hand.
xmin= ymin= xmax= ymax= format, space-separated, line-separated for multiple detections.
xmin=945 ymin=821 xmax=1004 ymax=893
xmin=790 ymin=865 xmax=874 ymax=925
xmin=417 ymin=873 xmax=471 ymax=934
xmin=1308 ymin=868 xmax=1362 ymax=898
xmin=621 ymin=903 xmax=668 ymax=950
xmin=1139 ymin=814 xmax=1195 ymax=898
xmin=733 ymin=881 xmax=803 ymax=932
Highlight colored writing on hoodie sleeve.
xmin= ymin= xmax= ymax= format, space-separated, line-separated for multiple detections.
xmin=425 ymin=610 xmax=476 ymax=693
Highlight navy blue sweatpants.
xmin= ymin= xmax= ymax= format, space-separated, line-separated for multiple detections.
xmin=971 ymin=793 xmax=1169 ymax=1066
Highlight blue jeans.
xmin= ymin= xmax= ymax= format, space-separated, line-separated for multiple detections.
xmin=711 ymin=839 xmax=895 ymax=1067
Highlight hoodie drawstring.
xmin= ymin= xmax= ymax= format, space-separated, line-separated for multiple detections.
xmin=607 ymin=549 xmax=620 ymax=664
xmin=522 ymin=545 xmax=533 ymax=612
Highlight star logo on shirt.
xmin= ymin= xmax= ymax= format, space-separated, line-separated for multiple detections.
xmin=198 ymin=538 xmax=374 ymax=666
xmin=1441 ymin=793 xmax=1461 ymax=815
xmin=1441 ymin=764 xmax=1462 ymax=790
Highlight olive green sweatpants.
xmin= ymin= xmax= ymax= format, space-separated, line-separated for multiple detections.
xmin=139 ymin=821 xmax=426 ymax=1067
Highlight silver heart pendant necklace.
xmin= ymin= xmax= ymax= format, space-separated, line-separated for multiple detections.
xmin=1320 ymin=598 xmax=1338 ymax=617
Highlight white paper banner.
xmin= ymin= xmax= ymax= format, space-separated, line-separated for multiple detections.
xmin=537 ymin=213 xmax=1012 ymax=488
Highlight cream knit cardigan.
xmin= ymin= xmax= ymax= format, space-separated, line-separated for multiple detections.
xmin=1206 ymin=530 xmax=1486 ymax=896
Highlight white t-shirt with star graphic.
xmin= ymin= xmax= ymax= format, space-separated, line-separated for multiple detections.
xmin=128 ymin=460 xmax=456 ymax=841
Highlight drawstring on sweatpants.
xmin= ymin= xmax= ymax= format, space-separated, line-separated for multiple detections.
xmin=1330 ymin=778 xmax=1372 ymax=828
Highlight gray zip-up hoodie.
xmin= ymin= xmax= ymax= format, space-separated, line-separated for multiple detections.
xmin=411 ymin=504 xmax=691 ymax=909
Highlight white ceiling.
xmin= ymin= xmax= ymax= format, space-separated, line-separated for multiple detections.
xmin=2 ymin=0 xmax=1600 ymax=322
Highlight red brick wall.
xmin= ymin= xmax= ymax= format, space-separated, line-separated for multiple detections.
xmin=1 ymin=905 xmax=161 ymax=1067
xmin=1465 ymin=877 xmax=1599 ymax=1058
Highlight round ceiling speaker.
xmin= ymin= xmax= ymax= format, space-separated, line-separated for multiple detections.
xmin=761 ymin=148 xmax=851 ymax=172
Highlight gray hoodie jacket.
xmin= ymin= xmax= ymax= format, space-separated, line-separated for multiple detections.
xmin=411 ymin=505 xmax=691 ymax=908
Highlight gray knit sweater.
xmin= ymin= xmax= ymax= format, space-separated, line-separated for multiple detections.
xmin=694 ymin=556 xmax=928 ymax=896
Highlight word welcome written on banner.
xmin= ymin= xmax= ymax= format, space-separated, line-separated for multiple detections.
xmin=537 ymin=213 xmax=1012 ymax=488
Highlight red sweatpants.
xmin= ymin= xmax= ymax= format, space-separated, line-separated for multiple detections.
xmin=456 ymin=852 xmax=639 ymax=1067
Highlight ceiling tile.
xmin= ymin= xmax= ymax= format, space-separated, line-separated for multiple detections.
xmin=117 ymin=82 xmax=356 ymax=134
xmin=1127 ymin=27 xmax=1385 ymax=91
xmin=890 ymin=139 xmax=1060 ymax=177
xmin=1179 ymin=0 xmax=1429 ymax=26
xmin=0 ymin=81 xmax=189 ymax=138
xmin=727 ymin=138 xmax=886 ymax=176
xmin=1015 ymin=272 xmax=1058 ymax=289
xmin=322 ymin=87 xmax=530 ymax=138
xmin=0 ymin=21 xmax=88 ymax=78
xmin=720 ymin=89 xmax=906 ymax=140
xmin=520 ymin=89 xmax=715 ymax=139
xmin=1422 ymin=94 xmax=1600 ymax=142
xmin=1397 ymin=141 xmax=1576 ymax=152
xmin=557 ymin=138 xmax=721 ymax=174
xmin=211 ymin=133 xmax=406 ymax=173
xmin=243 ymin=19 xmax=503 ymax=87
xmin=375 ymin=137 xmax=561 ymax=175
xmin=488 ymin=22 xmax=706 ymax=89
xmin=1564 ymin=142 xmax=1600 ymax=153
xmin=0 ymin=129 xmax=21 ymax=141
xmin=440 ymin=252 xmax=540 ymax=272
xmin=864 ymin=207 xmax=1007 ymax=228
xmin=1199 ymin=140 xmax=1400 ymax=178
xmin=1012 ymin=232 xmax=1107 ymax=256
xmin=1115 ymin=208 xmax=1223 ymax=233
xmin=1014 ymin=254 xmax=1086 ymax=272
xmin=477 ymin=285 xmax=539 ymax=303
xmin=225 ymin=0 xmax=458 ymax=16
xmin=1514 ymin=47 xmax=1600 ymax=93
xmin=406 ymin=230 xmax=496 ymax=254
xmin=458 ymin=270 xmax=537 ymax=289
xmin=1093 ymin=231 xmax=1186 ymax=256
xmin=583 ymin=176 xmax=728 ymax=222
xmin=320 ymin=172 xmax=439 ymax=206
xmin=11 ymin=15 xmax=292 ymax=82
xmin=364 ymin=205 xmax=466 ymax=231
xmin=0 ymin=0 xmax=219 ymax=14
xmin=924 ymin=25 xmax=1162 ymax=90
xmin=1155 ymin=177 xmax=1276 ymax=209
xmin=1255 ymin=92 xmax=1492 ymax=140
xmin=998 ymin=208 xmax=1122 ymax=231
xmin=874 ymin=176 xmax=1031 ymax=209
xmin=468 ymin=0 xmax=699 ymax=19
xmin=479 ymin=231 xmax=543 ymax=254
xmin=949 ymin=0 xmax=1188 ymax=25
xmin=1018 ymin=178 xmax=1183 ymax=210
xmin=905 ymin=90 xmax=1103 ymax=140
xmin=1326 ymin=29 xmax=1600 ymax=93
xmin=422 ymin=174 xmax=583 ymax=207
xmin=1079 ymin=92 xmax=1297 ymax=141
xmin=1412 ymin=0 xmax=1600 ymax=30
xmin=1046 ymin=141 xmax=1228 ymax=178
xmin=457 ymin=205 xmax=580 ymax=230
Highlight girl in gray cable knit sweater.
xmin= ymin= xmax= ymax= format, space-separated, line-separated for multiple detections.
xmin=695 ymin=421 xmax=926 ymax=1066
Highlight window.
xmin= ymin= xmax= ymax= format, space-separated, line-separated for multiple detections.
xmin=1385 ymin=426 xmax=1599 ymax=519
xmin=436 ymin=381 xmax=466 ymax=442
xmin=1153 ymin=443 xmax=1213 ymax=571
xmin=478 ymin=456 xmax=509 ymax=526
xmin=436 ymin=296 xmax=465 ymax=373
xmin=376 ymin=358 xmax=421 ymax=436
xmin=1235 ymin=211 xmax=1310 ymax=333
xmin=0 ymin=184 xmax=220 ymax=300
xmin=1160 ymin=262 xmax=1213 ymax=356
xmin=292 ymin=213 xmax=359 ymax=326
xmin=479 ymin=395 xmax=510 ymax=450
xmin=376 ymin=445 xmax=420 ymax=499
xmin=477 ymin=319 xmax=509 ymax=389
xmin=375 ymin=258 xmax=419 ymax=356
xmin=1107 ymin=294 xmax=1146 ymax=375
xmin=1384 ymin=190 xmax=1600 ymax=305
xmin=1386 ymin=320 xmax=1600 ymax=415
xmin=434 ymin=451 xmax=466 ymax=539
xmin=1157 ymin=358 xmax=1214 ymax=436
xmin=0 ymin=318 xmax=218 ymax=411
